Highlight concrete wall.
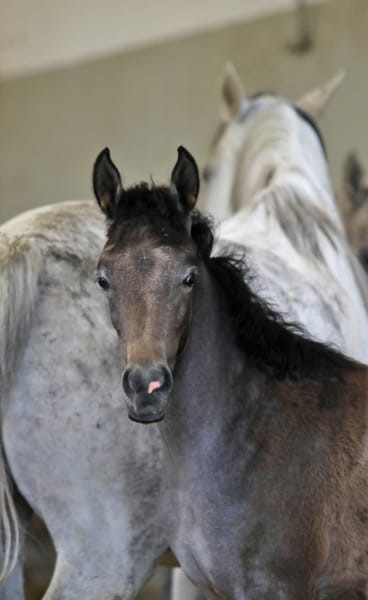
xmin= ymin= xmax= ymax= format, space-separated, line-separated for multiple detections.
xmin=1 ymin=0 xmax=367 ymax=222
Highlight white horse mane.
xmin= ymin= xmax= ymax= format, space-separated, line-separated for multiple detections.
xmin=232 ymin=99 xmax=368 ymax=308
xmin=206 ymin=95 xmax=342 ymax=257
xmin=250 ymin=182 xmax=341 ymax=263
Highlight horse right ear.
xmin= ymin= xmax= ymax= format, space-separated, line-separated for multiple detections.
xmin=93 ymin=148 xmax=123 ymax=220
xmin=220 ymin=63 xmax=246 ymax=119
xmin=171 ymin=146 xmax=200 ymax=212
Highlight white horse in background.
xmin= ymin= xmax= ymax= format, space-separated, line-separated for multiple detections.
xmin=0 ymin=201 xmax=175 ymax=599
xmin=202 ymin=64 xmax=368 ymax=361
xmin=172 ymin=65 xmax=368 ymax=599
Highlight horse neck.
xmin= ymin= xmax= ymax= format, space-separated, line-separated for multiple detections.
xmin=233 ymin=105 xmax=338 ymax=220
xmin=160 ymin=265 xmax=257 ymax=453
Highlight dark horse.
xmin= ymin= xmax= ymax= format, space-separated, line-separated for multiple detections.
xmin=93 ymin=146 xmax=368 ymax=599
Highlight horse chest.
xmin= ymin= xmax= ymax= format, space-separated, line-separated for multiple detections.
xmin=165 ymin=463 xmax=260 ymax=598
xmin=170 ymin=504 xmax=303 ymax=600
xmin=163 ymin=448 xmax=326 ymax=599
xmin=162 ymin=420 xmax=265 ymax=584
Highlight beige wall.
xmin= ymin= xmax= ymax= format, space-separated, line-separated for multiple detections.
xmin=1 ymin=0 xmax=367 ymax=223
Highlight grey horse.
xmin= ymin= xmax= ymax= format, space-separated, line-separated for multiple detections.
xmin=0 ymin=201 xmax=169 ymax=598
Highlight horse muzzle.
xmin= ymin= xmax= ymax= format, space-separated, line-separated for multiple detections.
xmin=122 ymin=363 xmax=173 ymax=424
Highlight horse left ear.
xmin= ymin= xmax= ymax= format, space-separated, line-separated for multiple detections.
xmin=344 ymin=153 xmax=364 ymax=196
xmin=171 ymin=146 xmax=200 ymax=212
xmin=343 ymin=152 xmax=368 ymax=212
xmin=93 ymin=147 xmax=123 ymax=220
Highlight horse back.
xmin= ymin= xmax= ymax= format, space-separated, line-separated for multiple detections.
xmin=319 ymin=365 xmax=368 ymax=591
xmin=274 ymin=365 xmax=368 ymax=594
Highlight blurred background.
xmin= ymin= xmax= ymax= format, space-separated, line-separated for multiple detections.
xmin=1 ymin=0 xmax=367 ymax=597
xmin=1 ymin=0 xmax=368 ymax=224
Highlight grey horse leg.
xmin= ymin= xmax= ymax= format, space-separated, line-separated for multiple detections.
xmin=0 ymin=561 xmax=24 ymax=600
xmin=0 ymin=494 xmax=32 ymax=600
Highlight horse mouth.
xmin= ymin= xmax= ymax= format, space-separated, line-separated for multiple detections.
xmin=128 ymin=410 xmax=165 ymax=424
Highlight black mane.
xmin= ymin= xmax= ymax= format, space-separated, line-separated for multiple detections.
xmin=207 ymin=254 xmax=359 ymax=379
xmin=191 ymin=213 xmax=358 ymax=380
xmin=110 ymin=183 xmax=190 ymax=237
xmin=111 ymin=183 xmax=358 ymax=380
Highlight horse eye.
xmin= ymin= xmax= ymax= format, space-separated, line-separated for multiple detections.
xmin=97 ymin=275 xmax=110 ymax=291
xmin=182 ymin=272 xmax=196 ymax=287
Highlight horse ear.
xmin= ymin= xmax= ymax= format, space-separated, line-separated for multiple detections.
xmin=220 ymin=63 xmax=246 ymax=119
xmin=344 ymin=153 xmax=364 ymax=196
xmin=343 ymin=152 xmax=368 ymax=213
xmin=296 ymin=70 xmax=346 ymax=118
xmin=93 ymin=148 xmax=123 ymax=219
xmin=171 ymin=146 xmax=200 ymax=212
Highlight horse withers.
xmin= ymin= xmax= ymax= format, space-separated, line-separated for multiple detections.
xmin=94 ymin=146 xmax=368 ymax=599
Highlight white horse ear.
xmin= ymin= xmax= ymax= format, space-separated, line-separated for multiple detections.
xmin=220 ymin=63 xmax=246 ymax=119
xmin=296 ymin=70 xmax=346 ymax=118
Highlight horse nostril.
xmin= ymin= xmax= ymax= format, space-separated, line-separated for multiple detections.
xmin=121 ymin=369 xmax=131 ymax=396
xmin=128 ymin=368 xmax=145 ymax=394
xmin=144 ymin=365 xmax=171 ymax=395
xmin=122 ymin=364 xmax=173 ymax=398
xmin=123 ymin=367 xmax=149 ymax=397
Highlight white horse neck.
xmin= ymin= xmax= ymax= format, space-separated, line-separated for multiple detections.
xmin=216 ymin=100 xmax=348 ymax=269
xmin=233 ymin=100 xmax=337 ymax=219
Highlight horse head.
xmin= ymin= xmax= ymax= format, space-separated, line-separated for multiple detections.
xmin=201 ymin=64 xmax=345 ymax=220
xmin=93 ymin=147 xmax=203 ymax=423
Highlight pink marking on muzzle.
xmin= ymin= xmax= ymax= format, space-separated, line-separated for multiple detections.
xmin=148 ymin=380 xmax=161 ymax=394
